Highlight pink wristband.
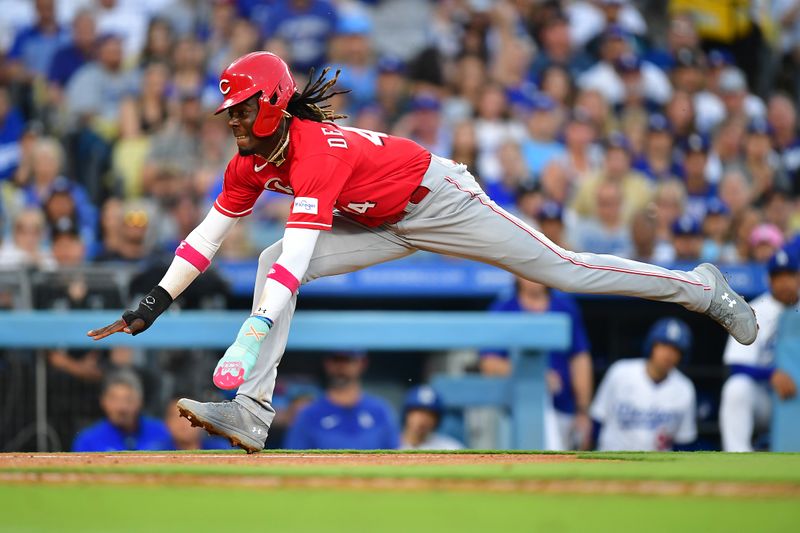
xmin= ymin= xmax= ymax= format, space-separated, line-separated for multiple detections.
xmin=176 ymin=240 xmax=211 ymax=273
xmin=267 ymin=263 xmax=300 ymax=294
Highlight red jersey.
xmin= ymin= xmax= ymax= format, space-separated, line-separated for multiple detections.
xmin=214 ymin=118 xmax=432 ymax=230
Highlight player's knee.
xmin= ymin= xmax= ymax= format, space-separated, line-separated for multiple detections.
xmin=258 ymin=242 xmax=282 ymax=268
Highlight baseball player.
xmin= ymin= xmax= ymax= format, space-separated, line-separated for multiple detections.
xmin=590 ymin=318 xmax=697 ymax=451
xmin=399 ymin=385 xmax=463 ymax=450
xmin=87 ymin=52 xmax=757 ymax=452
xmin=719 ymin=248 xmax=799 ymax=452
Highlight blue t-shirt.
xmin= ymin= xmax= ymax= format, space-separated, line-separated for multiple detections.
xmin=8 ymin=25 xmax=68 ymax=77
xmin=481 ymin=292 xmax=590 ymax=414
xmin=284 ymin=394 xmax=400 ymax=450
xmin=520 ymin=139 xmax=565 ymax=176
xmin=72 ymin=416 xmax=173 ymax=452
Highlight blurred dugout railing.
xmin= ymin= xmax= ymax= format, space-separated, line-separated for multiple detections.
xmin=0 ymin=310 xmax=570 ymax=451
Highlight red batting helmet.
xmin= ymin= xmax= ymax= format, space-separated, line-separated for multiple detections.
xmin=214 ymin=52 xmax=297 ymax=137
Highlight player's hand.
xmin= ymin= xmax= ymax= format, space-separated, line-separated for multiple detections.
xmin=87 ymin=286 xmax=174 ymax=341
xmin=771 ymin=370 xmax=797 ymax=400
xmin=87 ymin=316 xmax=145 ymax=340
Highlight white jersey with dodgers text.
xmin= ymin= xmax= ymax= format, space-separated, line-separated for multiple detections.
xmin=723 ymin=291 xmax=785 ymax=368
xmin=590 ymin=359 xmax=696 ymax=451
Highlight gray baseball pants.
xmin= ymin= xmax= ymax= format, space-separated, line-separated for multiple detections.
xmin=235 ymin=155 xmax=713 ymax=427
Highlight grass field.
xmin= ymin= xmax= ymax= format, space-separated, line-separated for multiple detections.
xmin=1 ymin=451 xmax=799 ymax=532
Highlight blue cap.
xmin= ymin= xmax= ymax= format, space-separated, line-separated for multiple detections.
xmin=648 ymin=113 xmax=671 ymax=133
xmin=537 ymin=201 xmax=564 ymax=221
xmin=337 ymin=13 xmax=372 ymax=35
xmin=672 ymin=214 xmax=702 ymax=236
xmin=682 ymin=132 xmax=710 ymax=153
xmin=403 ymin=385 xmax=444 ymax=418
xmin=705 ymin=197 xmax=730 ymax=216
xmin=46 ymin=176 xmax=75 ymax=198
xmin=767 ymin=247 xmax=800 ymax=275
xmin=377 ymin=56 xmax=405 ymax=74
xmin=605 ymin=131 xmax=631 ymax=152
xmin=410 ymin=94 xmax=441 ymax=112
xmin=615 ymin=53 xmax=642 ymax=73
xmin=708 ymin=49 xmax=734 ymax=68
xmin=645 ymin=318 xmax=692 ymax=358
xmin=747 ymin=117 xmax=774 ymax=136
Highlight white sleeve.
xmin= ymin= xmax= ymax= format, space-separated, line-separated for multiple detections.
xmin=590 ymin=362 xmax=618 ymax=423
xmin=253 ymin=227 xmax=319 ymax=322
xmin=158 ymin=208 xmax=239 ymax=299
xmin=674 ymin=383 xmax=697 ymax=444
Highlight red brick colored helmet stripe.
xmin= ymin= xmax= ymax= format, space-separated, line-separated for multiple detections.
xmin=267 ymin=263 xmax=300 ymax=294
xmin=176 ymin=240 xmax=211 ymax=273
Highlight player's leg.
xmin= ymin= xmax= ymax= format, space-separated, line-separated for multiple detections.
xmin=720 ymin=374 xmax=757 ymax=452
xmin=398 ymin=162 xmax=755 ymax=343
xmin=228 ymin=215 xmax=414 ymax=435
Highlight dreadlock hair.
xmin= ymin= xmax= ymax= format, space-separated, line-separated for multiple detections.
xmin=287 ymin=67 xmax=350 ymax=123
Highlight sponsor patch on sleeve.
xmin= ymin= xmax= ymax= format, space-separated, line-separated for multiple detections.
xmin=292 ymin=197 xmax=319 ymax=215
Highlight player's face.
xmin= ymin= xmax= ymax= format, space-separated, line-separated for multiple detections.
xmin=404 ymin=409 xmax=438 ymax=439
xmin=649 ymin=343 xmax=681 ymax=375
xmin=227 ymin=96 xmax=260 ymax=155
xmin=770 ymin=271 xmax=800 ymax=306
xmin=100 ymin=384 xmax=142 ymax=431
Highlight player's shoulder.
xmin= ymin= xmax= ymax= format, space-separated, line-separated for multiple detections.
xmin=667 ymin=368 xmax=696 ymax=395
xmin=607 ymin=358 xmax=645 ymax=379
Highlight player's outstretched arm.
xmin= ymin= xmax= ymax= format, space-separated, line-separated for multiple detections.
xmin=88 ymin=208 xmax=239 ymax=340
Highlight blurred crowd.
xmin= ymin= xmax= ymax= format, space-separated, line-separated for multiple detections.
xmin=1 ymin=0 xmax=800 ymax=453
xmin=1 ymin=0 xmax=799 ymax=272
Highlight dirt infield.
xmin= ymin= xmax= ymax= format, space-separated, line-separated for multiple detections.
xmin=1 ymin=452 xmax=799 ymax=498
xmin=0 ymin=452 xmax=581 ymax=468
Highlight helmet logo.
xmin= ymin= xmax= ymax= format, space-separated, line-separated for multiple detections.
xmin=219 ymin=79 xmax=231 ymax=95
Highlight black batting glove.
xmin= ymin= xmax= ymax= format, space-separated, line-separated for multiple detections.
xmin=122 ymin=286 xmax=174 ymax=335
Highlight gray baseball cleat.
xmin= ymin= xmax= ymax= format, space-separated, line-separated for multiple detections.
xmin=177 ymin=398 xmax=268 ymax=453
xmin=695 ymin=263 xmax=758 ymax=345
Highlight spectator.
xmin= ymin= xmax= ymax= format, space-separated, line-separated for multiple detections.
xmin=393 ymin=94 xmax=450 ymax=157
xmin=72 ymin=370 xmax=172 ymax=452
xmin=629 ymin=207 xmax=673 ymax=263
xmin=767 ymin=93 xmax=800 ymax=196
xmin=285 ymin=351 xmax=400 ymax=450
xmin=481 ymin=278 xmax=593 ymax=451
xmin=164 ymin=398 xmax=231 ymax=450
xmin=720 ymin=248 xmax=799 ymax=452
xmin=5 ymin=0 xmax=66 ymax=85
xmin=328 ymin=11 xmax=376 ymax=114
xmin=670 ymin=214 xmax=703 ymax=263
xmin=718 ymin=168 xmax=753 ymax=217
xmin=64 ymin=33 xmax=138 ymax=138
xmin=651 ymin=178 xmax=686 ymax=250
xmin=572 ymin=178 xmax=632 ymax=256
xmin=634 ymin=113 xmax=681 ymax=182
xmin=94 ymin=200 xmax=156 ymax=263
xmin=557 ymin=107 xmax=604 ymax=189
xmin=47 ymin=9 xmax=96 ymax=92
xmin=473 ymin=83 xmax=526 ymax=183
xmin=529 ymin=11 xmax=592 ymax=82
xmin=571 ymin=132 xmax=652 ymax=223
xmin=399 ymin=385 xmax=463 ymax=450
xmin=707 ymin=116 xmax=746 ymax=185
xmin=591 ymin=318 xmax=697 ymax=451
xmin=484 ymin=141 xmax=530 ymax=209
xmin=0 ymin=208 xmax=54 ymax=269
xmin=92 ymin=0 xmax=148 ymax=62
xmin=374 ymin=56 xmax=409 ymax=126
xmin=139 ymin=17 xmax=174 ymax=68
xmin=679 ymin=133 xmax=715 ymax=221
xmin=742 ymin=118 xmax=789 ymax=205
xmin=749 ymin=223 xmax=785 ymax=264
xmin=520 ymin=93 xmax=566 ymax=177
xmin=701 ymin=198 xmax=737 ymax=263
